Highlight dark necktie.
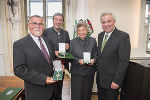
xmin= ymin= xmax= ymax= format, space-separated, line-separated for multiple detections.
xmin=38 ymin=37 xmax=50 ymax=64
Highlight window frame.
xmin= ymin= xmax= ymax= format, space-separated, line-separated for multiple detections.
xmin=25 ymin=0 xmax=65 ymax=35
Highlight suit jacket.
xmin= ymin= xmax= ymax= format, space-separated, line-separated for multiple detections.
xmin=97 ymin=28 xmax=131 ymax=89
xmin=43 ymin=27 xmax=70 ymax=70
xmin=13 ymin=34 xmax=55 ymax=100
xmin=43 ymin=27 xmax=70 ymax=50
xmin=70 ymin=37 xmax=97 ymax=76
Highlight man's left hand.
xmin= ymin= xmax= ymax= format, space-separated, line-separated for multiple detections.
xmin=111 ymin=82 xmax=119 ymax=89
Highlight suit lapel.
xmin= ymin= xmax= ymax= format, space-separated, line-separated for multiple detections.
xmin=27 ymin=35 xmax=41 ymax=52
xmin=102 ymin=28 xmax=118 ymax=54
xmin=27 ymin=35 xmax=50 ymax=65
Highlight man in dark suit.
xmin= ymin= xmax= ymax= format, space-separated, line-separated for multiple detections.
xmin=13 ymin=15 xmax=56 ymax=100
xmin=97 ymin=12 xmax=131 ymax=100
xmin=43 ymin=13 xmax=70 ymax=100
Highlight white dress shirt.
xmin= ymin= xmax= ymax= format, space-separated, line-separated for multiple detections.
xmin=30 ymin=33 xmax=50 ymax=56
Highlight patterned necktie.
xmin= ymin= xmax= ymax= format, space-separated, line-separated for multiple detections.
xmin=38 ymin=37 xmax=50 ymax=64
xmin=101 ymin=34 xmax=108 ymax=52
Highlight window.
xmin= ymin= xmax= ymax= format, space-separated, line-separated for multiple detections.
xmin=145 ymin=0 xmax=150 ymax=51
xmin=145 ymin=0 xmax=150 ymax=26
xmin=27 ymin=0 xmax=62 ymax=28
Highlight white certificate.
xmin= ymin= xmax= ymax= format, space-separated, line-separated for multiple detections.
xmin=52 ymin=60 xmax=62 ymax=70
xmin=59 ymin=43 xmax=66 ymax=53
xmin=83 ymin=52 xmax=91 ymax=63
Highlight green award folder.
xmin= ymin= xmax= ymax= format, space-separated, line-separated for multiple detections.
xmin=58 ymin=52 xmax=75 ymax=59
xmin=53 ymin=70 xmax=63 ymax=80
xmin=0 ymin=87 xmax=22 ymax=100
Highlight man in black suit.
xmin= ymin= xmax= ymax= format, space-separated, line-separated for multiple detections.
xmin=13 ymin=15 xmax=56 ymax=100
xmin=43 ymin=13 xmax=70 ymax=100
xmin=97 ymin=12 xmax=131 ymax=100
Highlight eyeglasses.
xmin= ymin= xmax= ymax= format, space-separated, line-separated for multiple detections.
xmin=29 ymin=22 xmax=44 ymax=26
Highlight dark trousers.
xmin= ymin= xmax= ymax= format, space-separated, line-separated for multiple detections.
xmin=50 ymin=72 xmax=64 ymax=100
xmin=97 ymin=86 xmax=119 ymax=100
xmin=71 ymin=74 xmax=94 ymax=100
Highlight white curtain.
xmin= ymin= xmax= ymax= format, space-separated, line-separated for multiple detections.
xmin=0 ymin=0 xmax=26 ymax=75
xmin=65 ymin=0 xmax=79 ymax=39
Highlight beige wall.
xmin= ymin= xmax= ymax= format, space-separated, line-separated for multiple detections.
xmin=88 ymin=0 xmax=141 ymax=48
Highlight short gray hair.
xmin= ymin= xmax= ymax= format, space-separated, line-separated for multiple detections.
xmin=100 ymin=12 xmax=116 ymax=22
xmin=28 ymin=15 xmax=43 ymax=23
xmin=76 ymin=21 xmax=88 ymax=32
xmin=53 ymin=12 xmax=64 ymax=22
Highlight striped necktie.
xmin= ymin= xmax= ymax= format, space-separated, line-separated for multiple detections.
xmin=101 ymin=34 xmax=108 ymax=52
xmin=38 ymin=37 xmax=50 ymax=64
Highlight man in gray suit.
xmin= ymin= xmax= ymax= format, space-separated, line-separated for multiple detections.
xmin=13 ymin=15 xmax=56 ymax=100
xmin=97 ymin=12 xmax=131 ymax=100
xmin=43 ymin=13 xmax=70 ymax=100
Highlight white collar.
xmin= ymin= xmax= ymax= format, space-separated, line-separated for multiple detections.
xmin=29 ymin=33 xmax=39 ymax=41
xmin=104 ymin=28 xmax=115 ymax=37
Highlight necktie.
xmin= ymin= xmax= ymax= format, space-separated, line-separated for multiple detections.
xmin=58 ymin=32 xmax=61 ymax=39
xmin=38 ymin=37 xmax=50 ymax=64
xmin=101 ymin=34 xmax=108 ymax=52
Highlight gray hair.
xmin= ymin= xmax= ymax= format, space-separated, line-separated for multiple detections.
xmin=76 ymin=21 xmax=88 ymax=32
xmin=100 ymin=12 xmax=116 ymax=22
xmin=28 ymin=15 xmax=43 ymax=23
xmin=53 ymin=12 xmax=64 ymax=22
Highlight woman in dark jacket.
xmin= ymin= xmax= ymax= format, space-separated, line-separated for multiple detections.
xmin=70 ymin=21 xmax=97 ymax=100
